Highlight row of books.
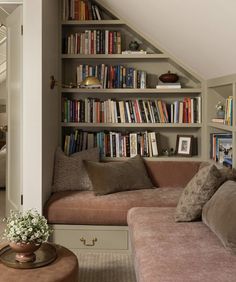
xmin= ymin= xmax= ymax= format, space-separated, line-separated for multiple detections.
xmin=211 ymin=97 xmax=233 ymax=126
xmin=63 ymin=30 xmax=122 ymax=54
xmin=64 ymin=130 xmax=160 ymax=158
xmin=62 ymin=97 xmax=202 ymax=124
xmin=76 ymin=64 xmax=147 ymax=88
xmin=62 ymin=0 xmax=102 ymax=21
xmin=225 ymin=96 xmax=233 ymax=126
xmin=210 ymin=133 xmax=232 ymax=166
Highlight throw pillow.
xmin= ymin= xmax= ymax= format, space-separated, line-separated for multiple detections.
xmin=52 ymin=147 xmax=100 ymax=192
xmin=202 ymin=180 xmax=236 ymax=253
xmin=175 ymin=164 xmax=222 ymax=222
xmin=200 ymin=162 xmax=236 ymax=182
xmin=84 ymin=155 xmax=154 ymax=195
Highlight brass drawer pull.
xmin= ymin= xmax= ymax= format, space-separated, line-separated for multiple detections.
xmin=80 ymin=237 xmax=98 ymax=247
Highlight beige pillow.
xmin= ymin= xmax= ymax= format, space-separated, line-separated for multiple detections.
xmin=200 ymin=162 xmax=236 ymax=182
xmin=84 ymin=155 xmax=154 ymax=195
xmin=175 ymin=164 xmax=222 ymax=222
xmin=52 ymin=147 xmax=100 ymax=192
xmin=202 ymin=180 xmax=236 ymax=253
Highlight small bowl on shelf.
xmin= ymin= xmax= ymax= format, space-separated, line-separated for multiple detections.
xmin=159 ymin=71 xmax=179 ymax=83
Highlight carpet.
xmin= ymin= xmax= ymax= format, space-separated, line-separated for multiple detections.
xmin=0 ymin=191 xmax=136 ymax=282
xmin=78 ymin=252 xmax=136 ymax=282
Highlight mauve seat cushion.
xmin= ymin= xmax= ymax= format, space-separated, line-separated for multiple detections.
xmin=44 ymin=188 xmax=182 ymax=225
xmin=128 ymin=207 xmax=236 ymax=282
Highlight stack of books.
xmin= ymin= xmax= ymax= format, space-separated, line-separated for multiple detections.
xmin=156 ymin=82 xmax=181 ymax=89
xmin=61 ymin=97 xmax=202 ymax=124
xmin=63 ymin=130 xmax=160 ymax=158
xmin=62 ymin=0 xmax=102 ymax=21
xmin=64 ymin=30 xmax=122 ymax=54
xmin=210 ymin=132 xmax=232 ymax=166
xmin=76 ymin=64 xmax=147 ymax=89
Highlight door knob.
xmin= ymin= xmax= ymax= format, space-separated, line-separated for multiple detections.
xmin=0 ymin=125 xmax=8 ymax=133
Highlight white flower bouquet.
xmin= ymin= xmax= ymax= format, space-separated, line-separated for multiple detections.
xmin=3 ymin=209 xmax=52 ymax=245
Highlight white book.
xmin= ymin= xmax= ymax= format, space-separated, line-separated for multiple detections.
xmin=197 ymin=97 xmax=201 ymax=123
xmin=140 ymin=71 xmax=146 ymax=89
xmin=130 ymin=133 xmax=138 ymax=157
xmin=122 ymin=50 xmax=147 ymax=55
xmin=179 ymin=102 xmax=183 ymax=123
xmin=191 ymin=98 xmax=194 ymax=123
xmin=125 ymin=101 xmax=131 ymax=123
xmin=150 ymin=132 xmax=158 ymax=157
xmin=105 ymin=30 xmax=109 ymax=54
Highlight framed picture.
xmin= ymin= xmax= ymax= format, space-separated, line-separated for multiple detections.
xmin=176 ymin=135 xmax=194 ymax=156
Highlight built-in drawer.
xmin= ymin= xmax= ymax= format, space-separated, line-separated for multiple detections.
xmin=51 ymin=225 xmax=129 ymax=251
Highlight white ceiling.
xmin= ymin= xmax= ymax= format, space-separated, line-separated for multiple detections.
xmin=98 ymin=0 xmax=236 ymax=79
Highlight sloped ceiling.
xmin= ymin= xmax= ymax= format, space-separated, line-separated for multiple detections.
xmin=98 ymin=0 xmax=236 ymax=79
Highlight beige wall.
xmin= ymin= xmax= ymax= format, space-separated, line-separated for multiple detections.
xmin=98 ymin=0 xmax=236 ymax=79
xmin=42 ymin=0 xmax=59 ymax=207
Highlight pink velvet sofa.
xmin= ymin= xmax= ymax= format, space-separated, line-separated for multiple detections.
xmin=128 ymin=207 xmax=236 ymax=282
xmin=44 ymin=161 xmax=200 ymax=225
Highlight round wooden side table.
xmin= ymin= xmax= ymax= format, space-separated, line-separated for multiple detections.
xmin=0 ymin=243 xmax=79 ymax=282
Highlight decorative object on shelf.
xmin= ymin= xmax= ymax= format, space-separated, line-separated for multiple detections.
xmin=79 ymin=76 xmax=102 ymax=89
xmin=162 ymin=148 xmax=175 ymax=156
xmin=128 ymin=40 xmax=140 ymax=51
xmin=176 ymin=135 xmax=194 ymax=157
xmin=215 ymin=101 xmax=225 ymax=119
xmin=50 ymin=75 xmax=77 ymax=89
xmin=2 ymin=210 xmax=53 ymax=263
xmin=159 ymin=71 xmax=179 ymax=83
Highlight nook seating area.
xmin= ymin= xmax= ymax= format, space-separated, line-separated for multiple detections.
xmin=44 ymin=160 xmax=236 ymax=282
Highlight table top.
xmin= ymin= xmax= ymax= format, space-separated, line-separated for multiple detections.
xmin=0 ymin=243 xmax=79 ymax=282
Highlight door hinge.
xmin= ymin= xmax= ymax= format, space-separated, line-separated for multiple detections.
xmin=21 ymin=194 xmax=23 ymax=205
xmin=21 ymin=25 xmax=23 ymax=35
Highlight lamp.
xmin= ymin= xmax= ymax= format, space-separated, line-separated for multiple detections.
xmin=50 ymin=75 xmax=102 ymax=90
xmin=79 ymin=76 xmax=102 ymax=88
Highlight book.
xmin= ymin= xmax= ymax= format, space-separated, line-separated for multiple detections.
xmin=156 ymin=82 xmax=181 ymax=89
xmin=121 ymin=50 xmax=147 ymax=55
xmin=211 ymin=118 xmax=224 ymax=123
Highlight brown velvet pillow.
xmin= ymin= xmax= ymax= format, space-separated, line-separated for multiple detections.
xmin=175 ymin=164 xmax=223 ymax=222
xmin=202 ymin=180 xmax=236 ymax=253
xmin=52 ymin=147 xmax=100 ymax=192
xmin=84 ymin=155 xmax=154 ymax=195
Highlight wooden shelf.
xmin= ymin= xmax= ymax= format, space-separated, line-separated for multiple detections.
xmin=61 ymin=88 xmax=201 ymax=94
xmin=207 ymin=122 xmax=234 ymax=132
xmin=61 ymin=54 xmax=168 ymax=59
xmin=62 ymin=20 xmax=125 ymax=26
xmin=61 ymin=122 xmax=202 ymax=128
xmin=103 ymin=156 xmax=202 ymax=162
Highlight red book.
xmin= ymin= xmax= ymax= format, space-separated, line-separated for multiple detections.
xmin=74 ymin=0 xmax=80 ymax=20
xmin=187 ymin=98 xmax=191 ymax=123
xmin=134 ymin=100 xmax=141 ymax=123
xmin=85 ymin=1 xmax=89 ymax=20
xmin=109 ymin=31 xmax=113 ymax=54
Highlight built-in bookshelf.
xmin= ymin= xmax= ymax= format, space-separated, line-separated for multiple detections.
xmin=60 ymin=0 xmax=204 ymax=161
xmin=206 ymin=74 xmax=236 ymax=168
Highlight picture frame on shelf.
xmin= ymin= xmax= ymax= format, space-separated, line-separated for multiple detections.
xmin=175 ymin=135 xmax=194 ymax=156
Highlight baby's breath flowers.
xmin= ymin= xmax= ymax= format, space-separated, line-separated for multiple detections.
xmin=2 ymin=209 xmax=52 ymax=245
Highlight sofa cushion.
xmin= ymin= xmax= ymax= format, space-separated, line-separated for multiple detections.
xmin=128 ymin=207 xmax=236 ymax=282
xmin=202 ymin=180 xmax=236 ymax=253
xmin=52 ymin=147 xmax=100 ymax=192
xmin=175 ymin=164 xmax=222 ymax=222
xmin=44 ymin=187 xmax=183 ymax=225
xmin=84 ymin=155 xmax=153 ymax=195
xmin=144 ymin=161 xmax=201 ymax=187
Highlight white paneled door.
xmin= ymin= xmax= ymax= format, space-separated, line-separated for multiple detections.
xmin=6 ymin=5 xmax=23 ymax=215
